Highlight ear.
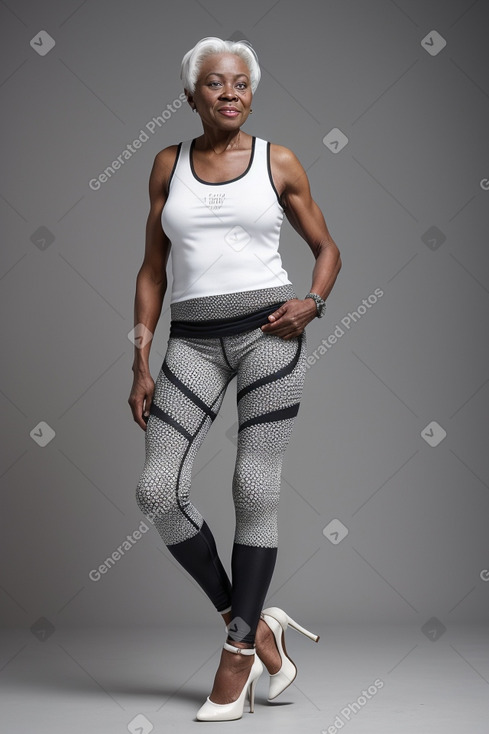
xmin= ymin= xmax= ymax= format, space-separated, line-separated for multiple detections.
xmin=184 ymin=89 xmax=195 ymax=111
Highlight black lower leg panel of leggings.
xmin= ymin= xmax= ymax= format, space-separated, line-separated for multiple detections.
xmin=227 ymin=543 xmax=278 ymax=645
xmin=166 ymin=520 xmax=232 ymax=613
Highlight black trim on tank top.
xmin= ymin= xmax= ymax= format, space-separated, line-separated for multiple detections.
xmin=167 ymin=142 xmax=182 ymax=191
xmin=189 ymin=136 xmax=256 ymax=185
xmin=266 ymin=141 xmax=284 ymax=208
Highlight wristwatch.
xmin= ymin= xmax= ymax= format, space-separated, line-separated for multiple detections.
xmin=305 ymin=292 xmax=327 ymax=318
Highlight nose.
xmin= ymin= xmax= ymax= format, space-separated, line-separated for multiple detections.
xmin=219 ymin=83 xmax=238 ymax=99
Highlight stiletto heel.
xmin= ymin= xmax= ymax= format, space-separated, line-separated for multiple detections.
xmin=248 ymin=673 xmax=258 ymax=713
xmin=283 ymin=613 xmax=320 ymax=642
xmin=196 ymin=642 xmax=263 ymax=721
xmin=259 ymin=606 xmax=320 ymax=701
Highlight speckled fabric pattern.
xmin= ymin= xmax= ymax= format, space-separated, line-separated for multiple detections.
xmin=170 ymin=283 xmax=297 ymax=321
xmin=135 ymin=290 xmax=308 ymax=549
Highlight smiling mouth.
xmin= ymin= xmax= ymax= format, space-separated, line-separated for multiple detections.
xmin=218 ymin=109 xmax=240 ymax=117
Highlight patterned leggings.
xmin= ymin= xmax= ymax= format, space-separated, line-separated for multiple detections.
xmin=135 ymin=285 xmax=308 ymax=644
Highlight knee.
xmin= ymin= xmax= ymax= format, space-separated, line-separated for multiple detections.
xmin=135 ymin=467 xmax=181 ymax=522
xmin=233 ymin=464 xmax=281 ymax=517
xmin=233 ymin=478 xmax=280 ymax=547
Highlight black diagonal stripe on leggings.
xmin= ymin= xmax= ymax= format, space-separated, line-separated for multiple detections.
xmin=162 ymin=360 xmax=218 ymax=421
xmin=238 ymin=402 xmax=300 ymax=433
xmin=236 ymin=332 xmax=303 ymax=403
xmin=150 ymin=369 xmax=236 ymax=535
xmin=149 ymin=403 xmax=193 ymax=442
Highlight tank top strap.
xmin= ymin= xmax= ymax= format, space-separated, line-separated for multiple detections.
xmin=173 ymin=136 xmax=267 ymax=186
xmin=171 ymin=139 xmax=190 ymax=183
xmin=247 ymin=136 xmax=266 ymax=179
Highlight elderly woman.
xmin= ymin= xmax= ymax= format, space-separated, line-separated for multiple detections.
xmin=128 ymin=37 xmax=341 ymax=722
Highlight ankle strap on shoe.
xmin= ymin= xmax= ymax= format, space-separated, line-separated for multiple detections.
xmin=223 ymin=641 xmax=255 ymax=655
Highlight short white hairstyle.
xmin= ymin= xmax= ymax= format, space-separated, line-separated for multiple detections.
xmin=180 ymin=37 xmax=261 ymax=94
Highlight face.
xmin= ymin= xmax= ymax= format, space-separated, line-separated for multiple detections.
xmin=187 ymin=53 xmax=253 ymax=129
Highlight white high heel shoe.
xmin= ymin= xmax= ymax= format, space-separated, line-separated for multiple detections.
xmin=259 ymin=607 xmax=320 ymax=701
xmin=196 ymin=641 xmax=263 ymax=721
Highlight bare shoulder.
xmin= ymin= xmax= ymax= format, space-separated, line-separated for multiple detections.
xmin=269 ymin=143 xmax=307 ymax=197
xmin=269 ymin=143 xmax=303 ymax=171
xmin=155 ymin=143 xmax=180 ymax=167
xmin=153 ymin=144 xmax=179 ymax=179
xmin=149 ymin=145 xmax=178 ymax=207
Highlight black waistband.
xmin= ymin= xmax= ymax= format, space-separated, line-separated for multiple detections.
xmin=169 ymin=301 xmax=286 ymax=338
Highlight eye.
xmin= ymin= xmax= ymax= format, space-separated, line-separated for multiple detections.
xmin=208 ymin=81 xmax=222 ymax=87
xmin=236 ymin=82 xmax=247 ymax=90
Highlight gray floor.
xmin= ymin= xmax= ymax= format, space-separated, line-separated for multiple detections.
xmin=1 ymin=624 xmax=488 ymax=732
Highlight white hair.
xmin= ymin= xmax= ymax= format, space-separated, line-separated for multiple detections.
xmin=180 ymin=37 xmax=261 ymax=94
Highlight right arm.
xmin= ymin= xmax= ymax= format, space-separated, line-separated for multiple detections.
xmin=127 ymin=146 xmax=177 ymax=430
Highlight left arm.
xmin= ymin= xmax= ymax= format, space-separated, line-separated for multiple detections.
xmin=261 ymin=144 xmax=342 ymax=339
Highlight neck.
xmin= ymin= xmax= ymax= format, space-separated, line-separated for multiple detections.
xmin=198 ymin=126 xmax=242 ymax=154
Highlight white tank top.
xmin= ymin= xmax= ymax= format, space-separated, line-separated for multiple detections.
xmin=161 ymin=136 xmax=292 ymax=303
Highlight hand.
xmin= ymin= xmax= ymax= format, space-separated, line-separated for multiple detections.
xmin=260 ymin=298 xmax=317 ymax=340
xmin=128 ymin=371 xmax=155 ymax=431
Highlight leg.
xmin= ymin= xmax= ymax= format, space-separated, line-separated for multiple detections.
xmin=229 ymin=328 xmax=307 ymax=644
xmin=135 ymin=336 xmax=234 ymax=613
xmin=208 ymin=328 xmax=308 ymax=703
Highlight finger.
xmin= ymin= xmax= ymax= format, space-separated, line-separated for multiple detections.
xmin=130 ymin=398 xmax=148 ymax=430
xmin=261 ymin=314 xmax=287 ymax=331
xmin=137 ymin=417 xmax=148 ymax=431
xmin=262 ymin=317 xmax=291 ymax=333
xmin=136 ymin=410 xmax=147 ymax=431
xmin=261 ymin=322 xmax=283 ymax=332
xmin=266 ymin=305 xmax=287 ymax=322
xmin=262 ymin=323 xmax=298 ymax=338
xmin=143 ymin=396 xmax=152 ymax=418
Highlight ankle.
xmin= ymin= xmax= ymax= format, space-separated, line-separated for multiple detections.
xmin=255 ymin=618 xmax=273 ymax=642
xmin=221 ymin=611 xmax=233 ymax=626
xmin=226 ymin=638 xmax=254 ymax=650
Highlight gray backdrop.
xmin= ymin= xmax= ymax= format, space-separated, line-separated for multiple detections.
xmin=1 ymin=0 xmax=488 ymax=638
